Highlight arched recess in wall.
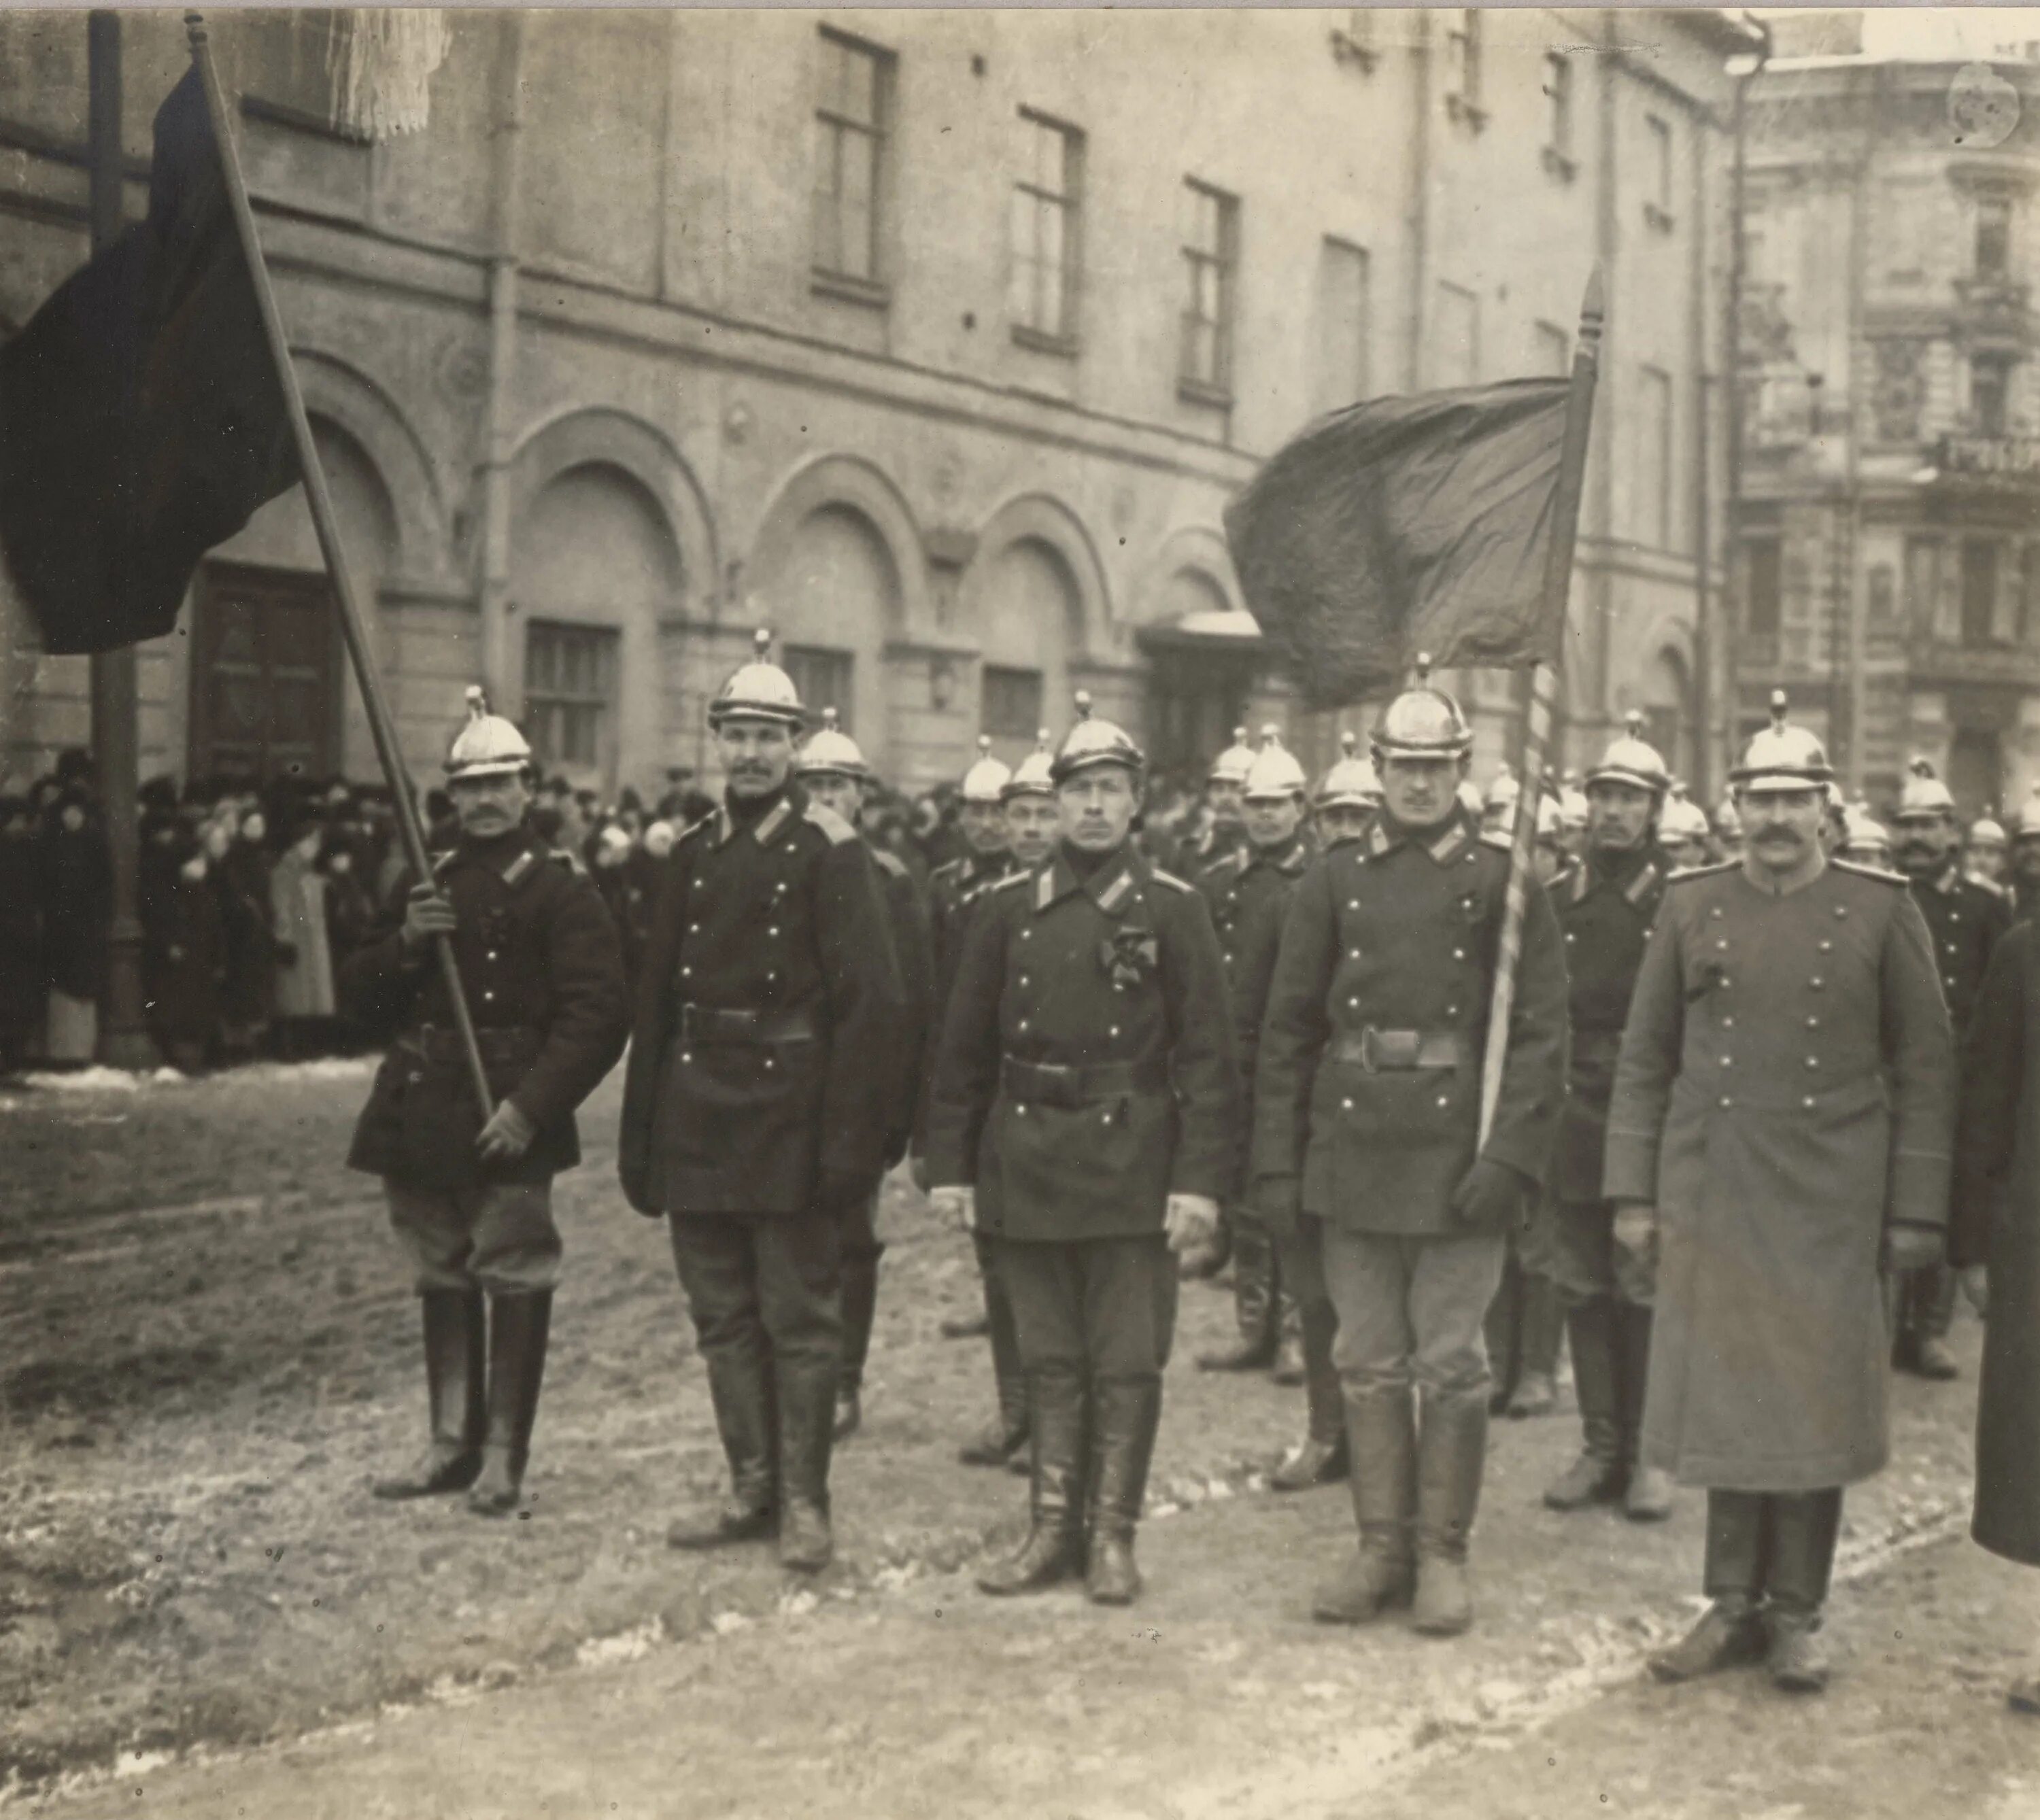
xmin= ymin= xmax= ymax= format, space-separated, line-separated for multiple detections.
xmin=289 ymin=347 xmax=450 ymax=579
xmin=959 ymin=494 xmax=1110 ymax=757
xmin=1130 ymin=526 xmax=1259 ymax=780
xmin=1638 ymin=644 xmax=1697 ymax=784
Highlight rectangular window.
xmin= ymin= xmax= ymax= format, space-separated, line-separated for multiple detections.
xmin=1962 ymin=538 xmax=1999 ymax=647
xmin=1544 ymin=53 xmax=1573 ymax=157
xmin=1433 ymin=279 xmax=1478 ymax=388
xmin=813 ymin=27 xmax=891 ymax=289
xmin=1647 ymin=116 xmax=1672 ymax=211
xmin=1010 ymin=109 xmax=1083 ymax=347
xmin=1972 ymin=354 xmax=2013 ymax=436
xmin=1905 ymin=536 xmax=1942 ymax=636
xmin=1314 ymin=237 xmax=1371 ymax=413
xmin=1444 ymin=10 xmax=1482 ymax=111
xmin=1179 ymin=179 xmax=1239 ymax=398
xmin=1745 ymin=536 xmax=1782 ymax=637
xmin=981 ymin=665 xmax=1044 ymax=740
xmin=783 ymin=645 xmax=854 ymax=728
xmin=2024 ymin=543 xmax=2040 ymax=645
xmin=525 ymin=622 xmax=619 ymax=772
xmin=1534 ymin=321 xmax=1570 ymax=377
xmin=1977 ymin=194 xmax=2012 ymax=278
xmin=1636 ymin=364 xmax=1673 ymax=549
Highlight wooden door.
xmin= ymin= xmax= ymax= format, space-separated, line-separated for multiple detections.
xmin=188 ymin=563 xmax=341 ymax=786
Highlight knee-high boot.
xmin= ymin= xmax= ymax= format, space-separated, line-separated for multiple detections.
xmin=1506 ymin=1270 xmax=1561 ymax=1416
xmin=979 ymin=1367 xmax=1088 ymax=1595
xmin=375 ymin=1288 xmax=486 ymax=1498
xmin=1271 ymin=1299 xmax=1349 ymax=1491
xmin=776 ymin=1343 xmax=838 ymax=1573
xmin=1086 ymin=1377 xmax=1163 ymax=1605
xmin=834 ymin=1246 xmax=882 ymax=1441
xmin=1544 ymin=1296 xmax=1625 ymax=1509
xmin=1614 ymin=1301 xmax=1673 ymax=1520
xmin=668 ymin=1339 xmax=779 ymax=1549
xmin=468 ymin=1292 xmax=552 ymax=1517
xmin=1312 ymin=1386 xmax=1416 ymax=1622
xmin=1197 ymin=1221 xmax=1276 ymax=1370
xmin=959 ymin=1246 xmax=1030 ymax=1466
xmin=1410 ymin=1390 xmax=1488 ymax=1636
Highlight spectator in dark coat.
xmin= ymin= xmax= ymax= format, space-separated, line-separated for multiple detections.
xmin=0 ymin=795 xmax=46 ymax=1071
xmin=216 ymin=808 xmax=277 ymax=1061
xmin=143 ymin=833 xmax=226 ymax=1073
xmin=39 ymin=786 xmax=112 ymax=1065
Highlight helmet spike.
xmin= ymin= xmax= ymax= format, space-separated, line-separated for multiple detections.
xmin=464 ymin=684 xmax=489 ymax=721
xmin=1259 ymin=725 xmax=1283 ymax=749
xmin=1907 ymin=755 xmax=1936 ymax=780
xmin=1623 ymin=709 xmax=1646 ymax=739
xmin=1036 ymin=727 xmax=1051 ymax=747
xmin=976 ymin=735 xmax=992 ymax=757
xmin=1074 ymin=690 xmax=1095 ymax=720
xmin=820 ymin=707 xmax=839 ymax=732
xmin=1413 ymin=651 xmax=1433 ymax=685
xmin=1769 ymin=689 xmax=1790 ymax=727
xmin=752 ymin=627 xmax=774 ymax=659
xmin=1340 ymin=729 xmax=1357 ymax=758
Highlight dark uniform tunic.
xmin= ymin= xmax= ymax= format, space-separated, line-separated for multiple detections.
xmin=1605 ymin=859 xmax=1954 ymax=1490
xmin=341 ymin=827 xmax=629 ymax=1292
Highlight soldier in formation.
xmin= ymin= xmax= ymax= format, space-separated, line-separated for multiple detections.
xmin=1254 ymin=664 xmax=1568 ymax=1637
xmin=343 ymin=689 xmax=629 ymax=1517
xmin=1536 ymin=715 xmax=1676 ymax=1523
xmin=1609 ymin=693 xmax=1953 ymax=1694
xmin=1311 ymin=733 xmax=1380 ymax=851
xmin=617 ymin=633 xmax=904 ymax=1573
xmin=928 ymin=697 xmax=1240 ymax=1606
xmin=794 ymin=710 xmax=934 ymax=1441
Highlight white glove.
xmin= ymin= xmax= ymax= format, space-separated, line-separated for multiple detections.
xmin=1164 ymin=1193 xmax=1221 ymax=1256
xmin=1611 ymin=1201 xmax=1657 ymax=1265
xmin=930 ymin=1184 xmax=976 ymax=1233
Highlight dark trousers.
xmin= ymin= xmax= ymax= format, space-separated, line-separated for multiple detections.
xmin=838 ymin=1190 xmax=885 ymax=1390
xmin=998 ymin=1235 xmax=1178 ymax=1381
xmin=1704 ymin=1488 xmax=1843 ymax=1615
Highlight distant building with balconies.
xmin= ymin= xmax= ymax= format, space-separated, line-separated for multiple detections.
xmin=1735 ymin=31 xmax=2040 ymax=814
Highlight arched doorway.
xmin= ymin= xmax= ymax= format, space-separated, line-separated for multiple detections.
xmin=1140 ymin=567 xmax=1260 ymax=783
xmin=760 ymin=504 xmax=901 ymax=761
xmin=977 ymin=536 xmax=1079 ymax=761
xmin=1638 ymin=647 xmax=1696 ymax=785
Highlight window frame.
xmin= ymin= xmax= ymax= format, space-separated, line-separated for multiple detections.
xmin=1178 ymin=177 xmax=1240 ymax=406
xmin=811 ymin=25 xmax=895 ymax=305
xmin=1314 ymin=235 xmax=1372 ymax=415
xmin=524 ymin=619 xmax=621 ymax=778
xmin=1542 ymin=52 xmax=1577 ymax=180
xmin=782 ymin=644 xmax=855 ymax=731
xmin=1971 ymin=353 xmax=2014 ymax=437
xmin=1009 ymin=107 xmax=1085 ymax=355
xmin=1443 ymin=10 xmax=1486 ymax=129
xmin=1975 ymin=192 xmax=2013 ymax=280
xmin=1636 ymin=363 xmax=1675 ymax=550
xmin=1961 ymin=537 xmax=2001 ymax=648
xmin=1744 ymin=534 xmax=1784 ymax=638
xmin=1644 ymin=114 xmax=1676 ymax=233
xmin=981 ymin=664 xmax=1046 ymax=742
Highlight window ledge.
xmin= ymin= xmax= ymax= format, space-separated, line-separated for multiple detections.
xmin=1644 ymin=203 xmax=1676 ymax=235
xmin=1542 ymin=145 xmax=1578 ymax=184
xmin=1012 ymin=324 xmax=1079 ymax=359
xmin=811 ymin=268 xmax=891 ymax=311
xmin=241 ymin=93 xmax=375 ymax=147
xmin=1444 ymin=93 xmax=1489 ymax=133
xmin=1330 ymin=28 xmax=1378 ymax=72
xmin=1177 ymin=375 xmax=1234 ymax=410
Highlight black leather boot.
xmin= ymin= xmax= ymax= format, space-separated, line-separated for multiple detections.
xmin=1312 ymin=1386 xmax=1416 ymax=1623
xmin=1767 ymin=1489 xmax=1842 ymax=1692
xmin=1086 ymin=1377 xmax=1161 ymax=1606
xmin=978 ymin=1369 xmax=1087 ymax=1595
xmin=777 ymin=1352 xmax=837 ymax=1573
xmin=1411 ymin=1390 xmax=1487 ymax=1636
xmin=1910 ymin=1269 xmax=1960 ymax=1380
xmin=1614 ymin=1301 xmax=1673 ymax=1520
xmin=1197 ymin=1222 xmax=1276 ymax=1371
xmin=1506 ymin=1270 xmax=1561 ymax=1417
xmin=835 ymin=1248 xmax=881 ymax=1441
xmin=1545 ymin=1297 xmax=1626 ymax=1509
xmin=1272 ymin=1290 xmax=1307 ymax=1386
xmin=1272 ymin=1299 xmax=1349 ymax=1492
xmin=375 ymin=1288 xmax=486 ymax=1499
xmin=1484 ymin=1252 xmax=1524 ymax=1415
xmin=668 ymin=1344 xmax=778 ymax=1549
xmin=959 ymin=1255 xmax=1030 ymax=1466
xmin=468 ymin=1292 xmax=551 ymax=1517
xmin=1649 ymin=1490 xmax=1771 ymax=1681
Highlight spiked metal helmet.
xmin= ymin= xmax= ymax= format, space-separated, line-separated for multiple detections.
xmin=1208 ymin=725 xmax=1257 ymax=788
xmin=1372 ymin=654 xmax=1474 ymax=762
xmin=2013 ymin=790 xmax=2040 ymax=841
xmin=444 ymin=685 xmax=532 ymax=780
xmin=1894 ymin=756 xmax=1957 ymax=821
xmin=709 ymin=628 xmax=804 ymax=729
xmin=1316 ymin=732 xmax=1382 ymax=811
xmin=1660 ymin=783 xmax=1712 ymax=846
xmin=1843 ymin=802 xmax=1892 ymax=863
xmin=1482 ymin=763 xmax=1520 ymax=819
xmin=1714 ymin=793 xmax=1744 ymax=840
xmin=1586 ymin=712 xmax=1672 ymax=796
xmin=794 ymin=708 xmax=868 ymax=780
xmin=1052 ymin=692 xmax=1144 ymax=785
xmin=1730 ymin=690 xmax=1834 ymax=793
xmin=1004 ymin=728 xmax=1056 ymax=800
xmin=1244 ymin=725 xmax=1309 ymax=801
xmin=959 ymin=736 xmax=1013 ymax=804
xmin=1972 ymin=811 xmax=2010 ymax=849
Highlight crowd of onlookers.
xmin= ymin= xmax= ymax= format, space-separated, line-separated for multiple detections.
xmin=0 ymin=748 xmax=1224 ymax=1080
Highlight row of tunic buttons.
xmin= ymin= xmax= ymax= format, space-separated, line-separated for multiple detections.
xmin=1710 ymin=902 xmax=1837 ymax=1108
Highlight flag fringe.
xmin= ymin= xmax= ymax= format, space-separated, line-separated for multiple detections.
xmin=326 ymin=9 xmax=450 ymax=139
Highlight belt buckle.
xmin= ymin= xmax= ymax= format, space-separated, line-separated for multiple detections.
xmin=1358 ymin=1026 xmax=1381 ymax=1074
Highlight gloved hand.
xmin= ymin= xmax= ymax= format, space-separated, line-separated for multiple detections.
xmin=1611 ymin=1201 xmax=1658 ymax=1266
xmin=1961 ymin=1263 xmax=1989 ymax=1318
xmin=1450 ymin=1157 xmax=1528 ymax=1233
xmin=475 ymin=1098 xmax=536 ymax=1165
xmin=819 ymin=1166 xmax=877 ymax=1216
xmin=1164 ymin=1193 xmax=1221 ymax=1256
xmin=930 ymin=1185 xmax=976 ymax=1233
xmin=1882 ymin=1220 xmax=1944 ymax=1275
xmin=401 ymin=883 xmax=457 ymax=953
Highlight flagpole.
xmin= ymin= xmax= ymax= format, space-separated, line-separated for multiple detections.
xmin=1478 ymin=269 xmax=1604 ymax=1146
xmin=185 ymin=13 xmax=492 ymax=1120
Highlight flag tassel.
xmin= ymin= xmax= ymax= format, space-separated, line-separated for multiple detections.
xmin=186 ymin=12 xmax=493 ymax=1122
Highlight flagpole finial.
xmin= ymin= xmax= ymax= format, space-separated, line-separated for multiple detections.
xmin=185 ymin=12 xmax=208 ymax=48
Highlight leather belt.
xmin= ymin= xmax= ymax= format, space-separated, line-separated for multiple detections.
xmin=406 ymin=1023 xmax=537 ymax=1065
xmin=678 ymin=1001 xmax=819 ymax=1046
xmin=1001 ymin=1053 xmax=1169 ymax=1108
xmin=1332 ymin=1027 xmax=1464 ymax=1072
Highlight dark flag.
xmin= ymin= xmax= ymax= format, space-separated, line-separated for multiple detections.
xmin=0 ymin=65 xmax=296 ymax=656
xmin=1223 ymin=378 xmax=1574 ymax=710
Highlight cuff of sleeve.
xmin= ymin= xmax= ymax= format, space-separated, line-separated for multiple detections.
xmin=1886 ymin=1151 xmax=1952 ymax=1231
xmin=1600 ymin=1132 xmax=1661 ymax=1205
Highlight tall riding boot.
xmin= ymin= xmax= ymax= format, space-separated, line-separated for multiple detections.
xmin=1197 ymin=1222 xmax=1276 ymax=1370
xmin=1272 ymin=1290 xmax=1307 ymax=1386
xmin=1544 ymin=1297 xmax=1625 ymax=1509
xmin=776 ymin=1350 xmax=838 ymax=1573
xmin=1272 ymin=1299 xmax=1350 ymax=1491
xmin=959 ymin=1255 xmax=1030 ymax=1466
xmin=834 ymin=1248 xmax=881 ymax=1441
xmin=979 ymin=1369 xmax=1088 ymax=1595
xmin=1911 ymin=1269 xmax=1960 ymax=1380
xmin=1312 ymin=1386 xmax=1416 ymax=1622
xmin=375 ymin=1288 xmax=486 ymax=1499
xmin=1649 ymin=1490 xmax=1772 ymax=1681
xmin=1410 ymin=1390 xmax=1487 ymax=1636
xmin=468 ymin=1292 xmax=552 ymax=1516
xmin=1614 ymin=1301 xmax=1673 ymax=1520
xmin=1506 ymin=1271 xmax=1561 ymax=1416
xmin=1484 ymin=1252 xmax=1525 ymax=1415
xmin=1087 ymin=1377 xmax=1163 ymax=1605
xmin=1766 ymin=1489 xmax=1843 ymax=1692
xmin=668 ymin=1344 xmax=779 ymax=1549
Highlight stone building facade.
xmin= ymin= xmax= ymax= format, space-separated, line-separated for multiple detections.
xmin=1 ymin=9 xmax=1746 ymax=802
xmin=1735 ymin=41 xmax=2040 ymax=812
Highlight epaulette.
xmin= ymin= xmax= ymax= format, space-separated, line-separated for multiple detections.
xmin=1665 ymin=859 xmax=1739 ymax=885
xmin=872 ymin=846 xmax=908 ymax=878
xmin=959 ymin=874 xmax=1006 ymax=906
xmin=547 ymin=848 xmax=587 ymax=877
xmin=1149 ymin=868 xmax=1195 ymax=895
xmin=1832 ymin=857 xmax=1908 ymax=887
xmin=988 ymin=870 xmax=1031 ymax=893
xmin=677 ymin=811 xmax=716 ymax=846
xmin=1480 ymin=830 xmax=1512 ymax=853
xmin=803 ymin=800 xmax=858 ymax=846
xmin=430 ymin=848 xmax=460 ymax=878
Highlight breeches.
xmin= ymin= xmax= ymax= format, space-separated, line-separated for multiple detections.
xmin=1322 ymin=1226 xmax=1506 ymax=1398
xmin=997 ymin=1235 xmax=1178 ymax=1380
xmin=387 ymin=1178 xmax=562 ymax=1294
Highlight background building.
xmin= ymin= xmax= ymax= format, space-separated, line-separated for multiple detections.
xmin=1 ymin=9 xmax=1746 ymax=801
xmin=1734 ymin=12 xmax=2040 ymax=812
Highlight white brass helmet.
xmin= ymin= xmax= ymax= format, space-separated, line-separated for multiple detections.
xmin=1972 ymin=812 xmax=2010 ymax=849
xmin=959 ymin=736 xmax=1013 ymax=804
xmin=1586 ymin=712 xmax=1671 ymax=796
xmin=1004 ymin=728 xmax=1056 ymax=800
xmin=709 ymin=628 xmax=804 ymax=729
xmin=1842 ymin=802 xmax=1892 ymax=865
xmin=1244 ymin=725 xmax=1308 ymax=801
xmin=794 ymin=708 xmax=868 ymax=780
xmin=1730 ymin=690 xmax=1833 ymax=793
xmin=1714 ymin=793 xmax=1744 ymax=840
xmin=1209 ymin=725 xmax=1257 ymax=787
xmin=1316 ymin=732 xmax=1382 ymax=811
xmin=1894 ymin=757 xmax=1957 ymax=821
xmin=1660 ymin=783 xmax=1712 ymax=847
xmin=1560 ymin=780 xmax=1591 ymax=833
xmin=444 ymin=685 xmax=532 ymax=780
xmin=1373 ymin=655 xmax=1474 ymax=761
xmin=1482 ymin=763 xmax=1520 ymax=818
xmin=1536 ymin=792 xmax=1565 ymax=843
xmin=2013 ymin=790 xmax=2040 ymax=841
xmin=1457 ymin=778 xmax=1484 ymax=816
xmin=1051 ymin=692 xmax=1144 ymax=785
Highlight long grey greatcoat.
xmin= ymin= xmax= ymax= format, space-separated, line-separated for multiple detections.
xmin=1604 ymin=858 xmax=1954 ymax=1492
xmin=1950 ymin=922 xmax=2040 ymax=1566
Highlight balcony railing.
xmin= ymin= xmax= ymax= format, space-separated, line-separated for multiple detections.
xmin=1954 ymin=273 xmax=2033 ymax=319
xmin=1930 ymin=433 xmax=2040 ymax=485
